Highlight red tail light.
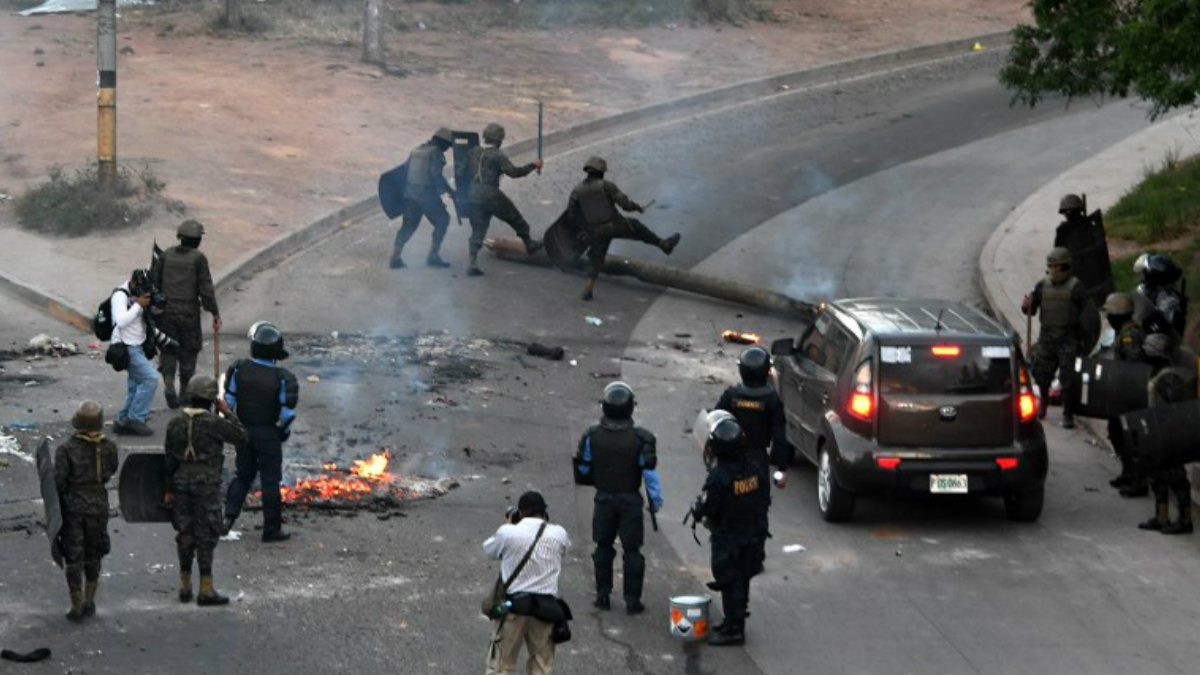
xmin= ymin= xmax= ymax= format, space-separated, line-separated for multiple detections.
xmin=847 ymin=361 xmax=874 ymax=421
xmin=996 ymin=457 xmax=1019 ymax=470
xmin=1017 ymin=364 xmax=1037 ymax=423
xmin=931 ymin=345 xmax=961 ymax=357
xmin=877 ymin=457 xmax=901 ymax=470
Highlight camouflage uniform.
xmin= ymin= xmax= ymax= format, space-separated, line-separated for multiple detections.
xmin=1140 ymin=347 xmax=1198 ymax=533
xmin=466 ymin=145 xmax=539 ymax=265
xmin=164 ymin=406 xmax=246 ymax=600
xmin=55 ymin=433 xmax=119 ymax=615
xmin=1025 ymin=274 xmax=1089 ymax=417
xmin=153 ymin=233 xmax=219 ymax=406
xmin=392 ymin=131 xmax=455 ymax=267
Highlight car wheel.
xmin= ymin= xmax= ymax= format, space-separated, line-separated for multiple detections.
xmin=817 ymin=443 xmax=855 ymax=522
xmin=1003 ymin=486 xmax=1044 ymax=522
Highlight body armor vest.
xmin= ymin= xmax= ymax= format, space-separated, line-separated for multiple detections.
xmin=406 ymin=145 xmax=436 ymax=190
xmin=588 ymin=423 xmax=644 ymax=494
xmin=161 ymin=247 xmax=199 ymax=304
xmin=574 ymin=179 xmax=617 ymax=226
xmin=1040 ymin=276 xmax=1081 ymax=328
xmin=713 ymin=461 xmax=763 ymax=533
xmin=231 ymin=360 xmax=283 ymax=426
xmin=472 ymin=147 xmax=503 ymax=189
xmin=727 ymin=384 xmax=775 ymax=450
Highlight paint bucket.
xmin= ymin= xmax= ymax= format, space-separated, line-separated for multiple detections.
xmin=669 ymin=594 xmax=711 ymax=642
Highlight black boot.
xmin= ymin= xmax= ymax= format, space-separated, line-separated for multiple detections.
xmin=709 ymin=620 xmax=745 ymax=646
xmin=82 ymin=581 xmax=98 ymax=618
xmin=1060 ymin=413 xmax=1075 ymax=430
xmin=593 ymin=594 xmax=610 ymax=610
xmin=164 ymin=390 xmax=180 ymax=410
xmin=388 ymin=247 xmax=405 ymax=269
xmin=659 ymin=233 xmax=681 ymax=255
xmin=426 ymin=251 xmax=451 ymax=268
xmin=1139 ymin=502 xmax=1170 ymax=531
xmin=1162 ymin=504 xmax=1193 ymax=535
xmin=523 ymin=237 xmax=544 ymax=255
xmin=196 ymin=576 xmax=230 ymax=606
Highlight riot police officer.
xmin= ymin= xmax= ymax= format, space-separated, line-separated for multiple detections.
xmin=390 ymin=128 xmax=457 ymax=270
xmin=1104 ymin=292 xmax=1150 ymax=496
xmin=1022 ymin=247 xmax=1094 ymax=429
xmin=1133 ymin=253 xmax=1187 ymax=336
xmin=567 ymin=156 xmax=681 ymax=300
xmin=689 ymin=418 xmax=767 ymax=646
xmin=572 ymin=382 xmax=662 ymax=614
xmin=1136 ymin=333 xmax=1197 ymax=534
xmin=222 ymin=322 xmax=300 ymax=542
xmin=1053 ymin=193 xmax=1114 ymax=306
xmin=714 ymin=347 xmax=787 ymax=530
xmin=154 ymin=219 xmax=221 ymax=409
xmin=464 ymin=122 xmax=543 ymax=276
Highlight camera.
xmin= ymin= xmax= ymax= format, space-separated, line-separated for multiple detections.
xmin=505 ymin=506 xmax=521 ymax=524
xmin=147 ymin=323 xmax=179 ymax=355
xmin=130 ymin=269 xmax=168 ymax=317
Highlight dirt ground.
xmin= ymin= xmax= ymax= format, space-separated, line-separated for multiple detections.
xmin=0 ymin=0 xmax=1028 ymax=309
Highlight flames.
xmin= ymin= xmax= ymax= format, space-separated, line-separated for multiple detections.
xmin=280 ymin=451 xmax=397 ymax=503
xmin=721 ymin=330 xmax=761 ymax=345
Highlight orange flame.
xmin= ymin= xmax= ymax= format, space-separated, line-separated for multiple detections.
xmin=721 ymin=330 xmax=761 ymax=345
xmin=280 ymin=451 xmax=395 ymax=503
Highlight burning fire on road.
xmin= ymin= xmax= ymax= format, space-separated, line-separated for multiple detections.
xmin=721 ymin=330 xmax=761 ymax=345
xmin=256 ymin=450 xmax=456 ymax=513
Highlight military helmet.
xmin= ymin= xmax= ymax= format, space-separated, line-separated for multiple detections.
xmin=737 ymin=347 xmax=771 ymax=387
xmin=432 ymin=127 xmax=454 ymax=144
xmin=1144 ymin=333 xmax=1175 ymax=361
xmin=186 ymin=375 xmax=219 ymax=402
xmin=583 ymin=156 xmax=608 ymax=174
xmin=482 ymin=123 xmax=506 ymax=144
xmin=708 ymin=418 xmax=745 ymax=461
xmin=250 ymin=321 xmax=289 ymax=361
xmin=1104 ymin=292 xmax=1135 ymax=315
xmin=71 ymin=400 xmax=104 ymax=432
xmin=1046 ymin=247 xmax=1073 ymax=266
xmin=1058 ymin=194 xmax=1084 ymax=214
xmin=1133 ymin=253 xmax=1182 ymax=286
xmin=601 ymin=381 xmax=635 ymax=420
xmin=176 ymin=219 xmax=205 ymax=239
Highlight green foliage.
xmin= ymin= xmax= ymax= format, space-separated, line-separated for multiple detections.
xmin=1106 ymin=149 xmax=1200 ymax=243
xmin=1001 ymin=0 xmax=1200 ymax=119
xmin=15 ymin=164 xmax=168 ymax=237
xmin=208 ymin=10 xmax=272 ymax=35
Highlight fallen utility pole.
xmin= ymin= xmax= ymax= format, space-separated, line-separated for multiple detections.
xmin=484 ymin=237 xmax=817 ymax=320
xmin=97 ymin=0 xmax=117 ymax=184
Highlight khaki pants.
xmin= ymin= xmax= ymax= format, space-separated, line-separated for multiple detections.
xmin=486 ymin=614 xmax=555 ymax=674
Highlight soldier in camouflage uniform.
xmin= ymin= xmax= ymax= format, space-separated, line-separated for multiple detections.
xmin=54 ymin=401 xmax=119 ymax=622
xmin=1103 ymin=292 xmax=1150 ymax=497
xmin=1137 ymin=333 xmax=1197 ymax=534
xmin=164 ymin=375 xmax=247 ymax=606
xmin=568 ymin=156 xmax=681 ymax=300
xmin=153 ymin=219 xmax=221 ymax=409
xmin=389 ymin=128 xmax=457 ymax=270
xmin=464 ymin=123 xmax=544 ymax=276
xmin=1021 ymin=247 xmax=1093 ymax=429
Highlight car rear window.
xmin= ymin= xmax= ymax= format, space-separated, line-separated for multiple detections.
xmin=879 ymin=344 xmax=1012 ymax=395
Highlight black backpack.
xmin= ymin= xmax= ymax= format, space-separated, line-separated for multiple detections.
xmin=92 ymin=288 xmax=126 ymax=341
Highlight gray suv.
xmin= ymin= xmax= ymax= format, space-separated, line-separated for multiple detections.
xmin=770 ymin=298 xmax=1048 ymax=522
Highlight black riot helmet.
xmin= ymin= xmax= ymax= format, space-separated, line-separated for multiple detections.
xmin=737 ymin=347 xmax=771 ymax=387
xmin=249 ymin=321 xmax=289 ymax=361
xmin=708 ymin=418 xmax=745 ymax=461
xmin=1134 ymin=253 xmax=1183 ymax=287
xmin=601 ymin=381 xmax=636 ymax=420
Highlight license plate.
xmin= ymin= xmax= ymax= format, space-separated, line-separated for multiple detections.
xmin=930 ymin=474 xmax=968 ymax=494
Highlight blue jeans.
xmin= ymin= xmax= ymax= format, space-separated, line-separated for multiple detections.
xmin=117 ymin=344 xmax=158 ymax=424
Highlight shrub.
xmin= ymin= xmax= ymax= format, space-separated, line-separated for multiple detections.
xmin=15 ymin=164 xmax=165 ymax=237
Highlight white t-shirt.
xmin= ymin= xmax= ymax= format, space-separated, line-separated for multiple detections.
xmin=110 ymin=283 xmax=146 ymax=346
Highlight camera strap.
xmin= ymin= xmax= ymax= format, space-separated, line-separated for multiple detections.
xmin=502 ymin=522 xmax=547 ymax=595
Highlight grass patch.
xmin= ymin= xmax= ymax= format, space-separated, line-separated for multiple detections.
xmin=1106 ymin=147 xmax=1200 ymax=244
xmin=14 ymin=164 xmax=179 ymax=237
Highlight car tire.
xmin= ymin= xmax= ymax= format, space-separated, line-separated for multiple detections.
xmin=1003 ymin=486 xmax=1044 ymax=522
xmin=817 ymin=443 xmax=855 ymax=522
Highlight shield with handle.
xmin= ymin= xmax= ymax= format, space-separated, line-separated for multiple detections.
xmin=118 ymin=452 xmax=172 ymax=523
xmin=378 ymin=162 xmax=409 ymax=220
xmin=36 ymin=438 xmax=65 ymax=567
xmin=543 ymin=209 xmax=589 ymax=272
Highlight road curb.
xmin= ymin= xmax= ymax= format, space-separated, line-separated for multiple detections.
xmin=0 ymin=268 xmax=91 ymax=333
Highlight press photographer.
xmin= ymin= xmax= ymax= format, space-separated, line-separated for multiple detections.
xmin=108 ymin=268 xmax=176 ymax=436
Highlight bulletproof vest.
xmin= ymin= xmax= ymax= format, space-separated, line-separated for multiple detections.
xmin=406 ymin=145 xmax=436 ymax=189
xmin=1040 ymin=276 xmax=1081 ymax=328
xmin=161 ymin=246 xmax=199 ymax=304
xmin=1149 ymin=366 xmax=1198 ymax=407
xmin=472 ymin=147 xmax=503 ymax=188
xmin=712 ymin=460 xmax=764 ymax=533
xmin=727 ymin=384 xmax=775 ymax=450
xmin=587 ymin=421 xmax=644 ymax=494
xmin=574 ymin=179 xmax=617 ymax=226
xmin=230 ymin=360 xmax=284 ymax=426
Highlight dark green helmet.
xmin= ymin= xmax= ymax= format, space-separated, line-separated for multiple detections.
xmin=186 ymin=375 xmax=219 ymax=402
xmin=1104 ymin=292 xmax=1134 ymax=315
xmin=432 ymin=127 xmax=454 ymax=144
xmin=177 ymin=219 xmax=205 ymax=239
xmin=1058 ymin=194 xmax=1084 ymax=214
xmin=584 ymin=156 xmax=607 ymax=174
xmin=1046 ymin=247 xmax=1072 ymax=266
xmin=72 ymin=401 xmax=104 ymax=432
xmin=482 ymin=123 xmax=505 ymax=145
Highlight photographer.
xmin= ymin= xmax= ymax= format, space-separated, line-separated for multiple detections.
xmin=110 ymin=269 xmax=161 ymax=436
xmin=481 ymin=491 xmax=571 ymax=675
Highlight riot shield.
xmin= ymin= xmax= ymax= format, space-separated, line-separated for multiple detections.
xmin=451 ymin=131 xmax=479 ymax=224
xmin=544 ymin=210 xmax=588 ymax=272
xmin=118 ymin=452 xmax=171 ymax=523
xmin=1079 ymin=299 xmax=1102 ymax=355
xmin=1053 ymin=211 xmax=1114 ymax=308
xmin=1122 ymin=399 xmax=1200 ymax=473
xmin=1065 ymin=356 xmax=1153 ymax=419
xmin=378 ymin=162 xmax=408 ymax=220
xmin=36 ymin=438 xmax=64 ymax=568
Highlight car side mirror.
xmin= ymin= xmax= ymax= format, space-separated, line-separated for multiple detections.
xmin=771 ymin=338 xmax=794 ymax=356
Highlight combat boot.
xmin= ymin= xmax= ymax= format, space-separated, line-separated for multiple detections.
xmin=593 ymin=594 xmax=610 ymax=610
xmin=388 ymin=248 xmax=405 ymax=269
xmin=1162 ymin=505 xmax=1193 ymax=535
xmin=1139 ymin=502 xmax=1170 ymax=531
xmin=426 ymin=250 xmax=451 ymax=268
xmin=164 ymin=389 xmax=180 ymax=410
xmin=467 ymin=252 xmax=484 ymax=277
xmin=582 ymin=278 xmax=597 ymax=301
xmin=196 ymin=576 xmax=230 ymax=606
xmin=179 ymin=572 xmax=193 ymax=603
xmin=1060 ymin=413 xmax=1075 ymax=430
xmin=82 ymin=581 xmax=98 ymax=618
xmin=522 ymin=237 xmax=544 ymax=256
xmin=708 ymin=620 xmax=744 ymax=646
xmin=659 ymin=233 xmax=681 ymax=255
xmin=66 ymin=590 xmax=84 ymax=623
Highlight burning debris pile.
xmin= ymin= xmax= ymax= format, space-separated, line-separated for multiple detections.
xmin=721 ymin=330 xmax=761 ymax=345
xmin=254 ymin=450 xmax=457 ymax=515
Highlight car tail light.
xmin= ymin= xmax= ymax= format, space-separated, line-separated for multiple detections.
xmin=1017 ymin=364 xmax=1037 ymax=423
xmin=847 ymin=361 xmax=873 ymax=421
xmin=996 ymin=457 xmax=1018 ymax=470
xmin=931 ymin=344 xmax=961 ymax=357
xmin=877 ymin=457 xmax=901 ymax=470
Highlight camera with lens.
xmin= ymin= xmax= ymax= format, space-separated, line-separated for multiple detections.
xmin=130 ymin=269 xmax=168 ymax=317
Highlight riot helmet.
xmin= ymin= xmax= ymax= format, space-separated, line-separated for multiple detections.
xmin=583 ymin=156 xmax=607 ymax=175
xmin=1046 ymin=247 xmax=1072 ymax=283
xmin=250 ymin=321 xmax=289 ymax=361
xmin=737 ymin=347 xmax=771 ymax=387
xmin=176 ymin=219 xmax=205 ymax=239
xmin=71 ymin=400 xmax=104 ymax=432
xmin=708 ymin=418 xmax=745 ymax=461
xmin=1133 ymin=253 xmax=1182 ymax=287
xmin=482 ymin=123 xmax=506 ymax=146
xmin=186 ymin=375 xmax=219 ymax=403
xmin=1104 ymin=292 xmax=1135 ymax=331
xmin=432 ymin=127 xmax=454 ymax=148
xmin=601 ymin=381 xmax=635 ymax=420
xmin=1058 ymin=194 xmax=1084 ymax=215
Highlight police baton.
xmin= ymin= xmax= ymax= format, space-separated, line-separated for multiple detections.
xmin=536 ymin=100 xmax=544 ymax=175
xmin=645 ymin=487 xmax=658 ymax=532
xmin=213 ymin=329 xmax=220 ymax=380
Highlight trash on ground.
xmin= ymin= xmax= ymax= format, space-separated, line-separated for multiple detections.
xmin=28 ymin=334 xmax=78 ymax=357
xmin=585 ymin=316 xmax=603 ymax=326
xmin=526 ymin=343 xmax=565 ymax=361
xmin=221 ymin=529 xmax=243 ymax=542
xmin=306 ymin=374 xmax=321 ymax=383
xmin=0 ymin=434 xmax=33 ymax=463
xmin=782 ymin=544 xmax=806 ymax=554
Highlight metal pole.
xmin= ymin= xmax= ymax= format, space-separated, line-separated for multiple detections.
xmin=536 ymin=100 xmax=543 ymax=175
xmin=97 ymin=0 xmax=117 ymax=185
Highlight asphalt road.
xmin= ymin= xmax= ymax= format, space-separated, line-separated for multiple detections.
xmin=2 ymin=47 xmax=1190 ymax=675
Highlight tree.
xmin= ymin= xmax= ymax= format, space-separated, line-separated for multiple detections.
xmin=224 ymin=0 xmax=242 ymax=29
xmin=362 ymin=0 xmax=384 ymax=66
xmin=1000 ymin=0 xmax=1200 ymax=119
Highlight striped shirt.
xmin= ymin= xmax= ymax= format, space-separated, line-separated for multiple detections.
xmin=482 ymin=517 xmax=571 ymax=596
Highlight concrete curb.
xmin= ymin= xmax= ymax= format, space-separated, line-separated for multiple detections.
xmin=2 ymin=31 xmax=1012 ymax=331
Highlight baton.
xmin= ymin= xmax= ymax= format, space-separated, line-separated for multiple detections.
xmin=537 ymin=100 xmax=543 ymax=175
xmin=646 ymin=487 xmax=658 ymax=532
xmin=214 ymin=329 xmax=220 ymax=380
